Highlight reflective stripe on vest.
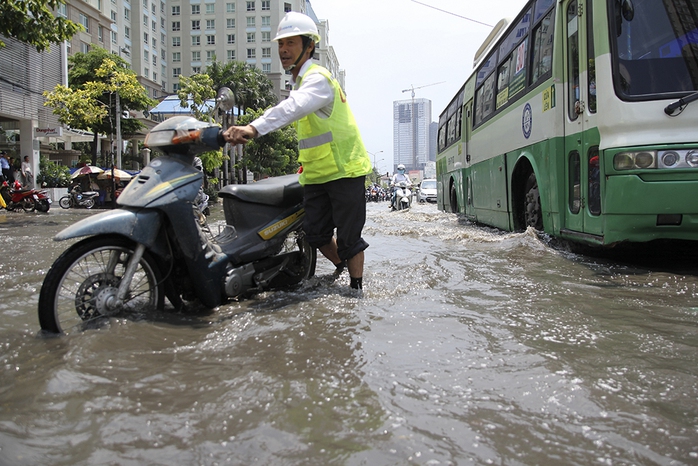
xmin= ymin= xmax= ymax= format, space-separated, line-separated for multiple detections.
xmin=298 ymin=131 xmax=333 ymax=150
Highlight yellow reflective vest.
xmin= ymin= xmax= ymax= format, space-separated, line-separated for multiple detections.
xmin=296 ymin=64 xmax=372 ymax=185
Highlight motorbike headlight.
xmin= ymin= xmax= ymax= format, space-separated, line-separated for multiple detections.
xmin=144 ymin=130 xmax=176 ymax=147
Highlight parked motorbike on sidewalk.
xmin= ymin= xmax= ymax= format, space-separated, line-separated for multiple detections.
xmin=1 ymin=180 xmax=51 ymax=212
xmin=58 ymin=186 xmax=99 ymax=209
xmin=391 ymin=180 xmax=412 ymax=211
xmin=38 ymin=89 xmax=317 ymax=334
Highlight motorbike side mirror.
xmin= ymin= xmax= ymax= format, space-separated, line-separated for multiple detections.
xmin=216 ymin=87 xmax=235 ymax=112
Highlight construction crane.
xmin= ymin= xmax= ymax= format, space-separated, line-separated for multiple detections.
xmin=400 ymin=82 xmax=445 ymax=171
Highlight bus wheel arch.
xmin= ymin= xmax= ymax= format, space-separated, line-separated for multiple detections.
xmin=449 ymin=177 xmax=459 ymax=213
xmin=512 ymin=159 xmax=543 ymax=231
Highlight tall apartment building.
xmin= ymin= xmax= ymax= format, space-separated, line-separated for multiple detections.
xmin=393 ymin=98 xmax=432 ymax=173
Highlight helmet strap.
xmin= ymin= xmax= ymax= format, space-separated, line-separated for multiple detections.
xmin=285 ymin=38 xmax=312 ymax=72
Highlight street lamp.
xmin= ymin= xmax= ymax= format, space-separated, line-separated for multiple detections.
xmin=367 ymin=150 xmax=383 ymax=169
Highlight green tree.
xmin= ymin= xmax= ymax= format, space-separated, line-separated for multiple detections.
xmin=0 ymin=0 xmax=82 ymax=52
xmin=36 ymin=156 xmax=70 ymax=188
xmin=205 ymin=60 xmax=278 ymax=117
xmin=43 ymin=47 xmax=156 ymax=164
xmin=236 ymin=108 xmax=299 ymax=179
xmin=176 ymin=74 xmax=225 ymax=179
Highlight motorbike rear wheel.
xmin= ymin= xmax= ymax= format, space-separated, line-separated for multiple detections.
xmin=21 ymin=197 xmax=36 ymax=212
xmin=36 ymin=199 xmax=50 ymax=212
xmin=83 ymin=198 xmax=95 ymax=209
xmin=38 ymin=235 xmax=165 ymax=334
xmin=58 ymin=196 xmax=72 ymax=209
xmin=266 ymin=228 xmax=317 ymax=289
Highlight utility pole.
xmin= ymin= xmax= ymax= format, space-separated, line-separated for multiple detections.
xmin=401 ymin=82 xmax=444 ymax=172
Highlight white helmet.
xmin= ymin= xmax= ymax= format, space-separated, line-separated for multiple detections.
xmin=273 ymin=11 xmax=321 ymax=44
xmin=397 ymin=164 xmax=406 ymax=172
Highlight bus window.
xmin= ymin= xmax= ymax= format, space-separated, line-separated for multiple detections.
xmin=567 ymin=1 xmax=580 ymax=121
xmin=588 ymin=147 xmax=600 ymax=216
xmin=587 ymin=0 xmax=596 ymax=113
xmin=475 ymin=72 xmax=496 ymax=125
xmin=533 ymin=0 xmax=555 ymax=23
xmin=612 ymin=0 xmax=698 ymax=98
xmin=569 ymin=151 xmax=581 ymax=214
xmin=530 ymin=9 xmax=554 ymax=84
xmin=497 ymin=38 xmax=529 ymax=109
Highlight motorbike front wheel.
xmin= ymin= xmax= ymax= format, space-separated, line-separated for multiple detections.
xmin=58 ymin=196 xmax=73 ymax=209
xmin=38 ymin=235 xmax=165 ymax=334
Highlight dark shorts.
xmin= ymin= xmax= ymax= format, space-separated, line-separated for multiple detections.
xmin=303 ymin=176 xmax=369 ymax=261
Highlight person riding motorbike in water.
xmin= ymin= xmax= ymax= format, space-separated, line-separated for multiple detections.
xmin=390 ymin=164 xmax=411 ymax=209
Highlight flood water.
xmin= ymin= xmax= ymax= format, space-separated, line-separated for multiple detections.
xmin=1 ymin=200 xmax=697 ymax=465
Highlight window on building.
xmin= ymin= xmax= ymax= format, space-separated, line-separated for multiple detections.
xmin=111 ymin=31 xmax=117 ymax=44
xmin=247 ymin=1 xmax=255 ymax=12
xmin=262 ymin=63 xmax=271 ymax=73
xmin=151 ymin=20 xmax=156 ymax=32
xmin=261 ymin=1 xmax=270 ymax=11
xmin=144 ymin=67 xmax=149 ymax=78
xmin=207 ymin=35 xmax=215 ymax=45
xmin=79 ymin=13 xmax=89 ymax=33
xmin=206 ymin=4 xmax=215 ymax=14
xmin=192 ymin=20 xmax=200 ymax=30
xmin=261 ymin=16 xmax=270 ymax=27
xmin=206 ymin=20 xmax=215 ymax=30
xmin=110 ymin=10 xmax=117 ymax=21
xmin=192 ymin=66 xmax=201 ymax=74
xmin=262 ymin=47 xmax=271 ymax=58
xmin=247 ymin=32 xmax=255 ymax=43
xmin=191 ymin=4 xmax=200 ymax=14
xmin=81 ymin=42 xmax=90 ymax=53
xmin=227 ymin=18 xmax=235 ymax=28
xmin=247 ymin=48 xmax=256 ymax=59
xmin=125 ymin=26 xmax=130 ymax=39
xmin=143 ymin=14 xmax=147 ymax=26
xmin=227 ymin=34 xmax=235 ymax=44
xmin=227 ymin=50 xmax=236 ymax=60
xmin=172 ymin=21 xmax=180 ymax=32
xmin=172 ymin=5 xmax=180 ymax=15
xmin=261 ymin=31 xmax=270 ymax=42
xmin=247 ymin=17 xmax=255 ymax=27
xmin=173 ymin=83 xmax=180 ymax=92
xmin=173 ymin=67 xmax=181 ymax=78
xmin=172 ymin=36 xmax=180 ymax=47
xmin=124 ymin=7 xmax=130 ymax=20
xmin=226 ymin=2 xmax=235 ymax=13
xmin=206 ymin=50 xmax=215 ymax=61
xmin=144 ymin=32 xmax=149 ymax=43
xmin=284 ymin=3 xmax=292 ymax=13
xmin=192 ymin=36 xmax=201 ymax=46
xmin=173 ymin=52 xmax=181 ymax=62
xmin=192 ymin=51 xmax=201 ymax=61
xmin=98 ymin=25 xmax=104 ymax=42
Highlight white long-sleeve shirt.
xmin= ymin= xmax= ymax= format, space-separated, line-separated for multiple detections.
xmin=250 ymin=60 xmax=334 ymax=136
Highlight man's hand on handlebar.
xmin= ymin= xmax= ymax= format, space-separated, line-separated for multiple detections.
xmin=223 ymin=125 xmax=258 ymax=145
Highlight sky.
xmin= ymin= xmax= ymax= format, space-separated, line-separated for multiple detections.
xmin=310 ymin=0 xmax=528 ymax=175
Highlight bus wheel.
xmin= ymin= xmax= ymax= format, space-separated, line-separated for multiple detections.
xmin=449 ymin=184 xmax=458 ymax=213
xmin=524 ymin=173 xmax=543 ymax=230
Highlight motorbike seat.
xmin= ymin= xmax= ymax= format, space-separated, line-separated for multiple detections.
xmin=82 ymin=191 xmax=98 ymax=196
xmin=218 ymin=174 xmax=302 ymax=207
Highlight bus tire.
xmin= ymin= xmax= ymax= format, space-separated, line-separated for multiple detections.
xmin=449 ymin=183 xmax=458 ymax=213
xmin=524 ymin=173 xmax=543 ymax=230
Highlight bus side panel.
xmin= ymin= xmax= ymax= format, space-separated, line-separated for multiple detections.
xmin=470 ymin=154 xmax=511 ymax=230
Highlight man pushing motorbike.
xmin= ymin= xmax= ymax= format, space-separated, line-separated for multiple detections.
xmin=223 ymin=11 xmax=372 ymax=290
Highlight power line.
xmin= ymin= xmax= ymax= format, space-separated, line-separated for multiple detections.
xmin=410 ymin=0 xmax=493 ymax=28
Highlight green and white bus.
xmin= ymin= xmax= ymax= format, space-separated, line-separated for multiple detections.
xmin=436 ymin=0 xmax=698 ymax=246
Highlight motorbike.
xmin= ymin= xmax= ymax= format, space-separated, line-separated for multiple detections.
xmin=59 ymin=186 xmax=99 ymax=209
xmin=38 ymin=88 xmax=317 ymax=335
xmin=1 ymin=180 xmax=51 ymax=212
xmin=391 ymin=180 xmax=412 ymax=211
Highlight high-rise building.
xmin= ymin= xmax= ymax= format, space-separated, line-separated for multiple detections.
xmin=393 ymin=98 xmax=432 ymax=173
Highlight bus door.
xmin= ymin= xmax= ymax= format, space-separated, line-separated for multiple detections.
xmin=563 ymin=0 xmax=602 ymax=237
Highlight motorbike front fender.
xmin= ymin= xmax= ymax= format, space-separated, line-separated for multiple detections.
xmin=55 ymin=209 xmax=162 ymax=248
